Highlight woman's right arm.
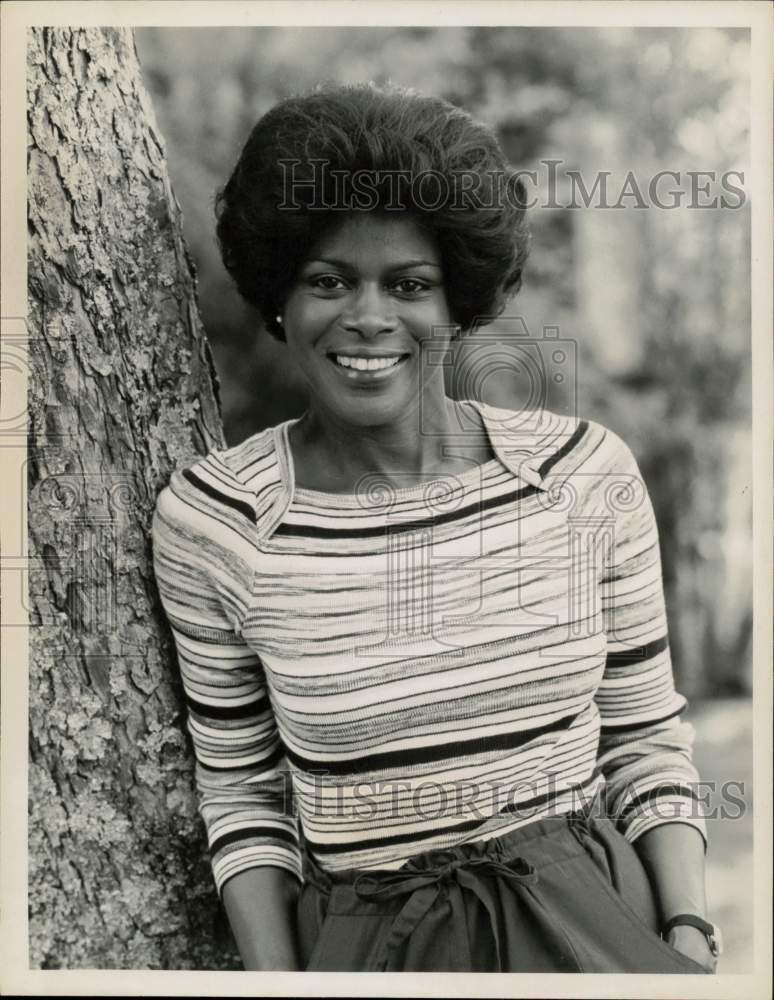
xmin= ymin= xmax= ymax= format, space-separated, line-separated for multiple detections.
xmin=151 ymin=470 xmax=305 ymax=969
xmin=222 ymin=867 xmax=302 ymax=970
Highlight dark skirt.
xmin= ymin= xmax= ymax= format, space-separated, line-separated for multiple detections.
xmin=296 ymin=793 xmax=711 ymax=973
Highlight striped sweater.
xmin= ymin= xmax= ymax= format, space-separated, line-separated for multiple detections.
xmin=151 ymin=400 xmax=707 ymax=897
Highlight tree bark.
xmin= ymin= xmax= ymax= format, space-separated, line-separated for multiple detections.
xmin=27 ymin=27 xmax=238 ymax=969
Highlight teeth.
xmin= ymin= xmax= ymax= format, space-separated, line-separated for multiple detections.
xmin=335 ymin=355 xmax=402 ymax=371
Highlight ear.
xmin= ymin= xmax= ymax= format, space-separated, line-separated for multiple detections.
xmin=266 ymin=314 xmax=286 ymax=342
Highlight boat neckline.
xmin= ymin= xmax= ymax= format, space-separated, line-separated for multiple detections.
xmin=279 ymin=399 xmax=510 ymax=506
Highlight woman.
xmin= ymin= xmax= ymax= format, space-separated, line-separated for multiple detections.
xmin=151 ymin=83 xmax=719 ymax=973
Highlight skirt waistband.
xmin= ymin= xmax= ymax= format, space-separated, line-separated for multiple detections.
xmin=301 ymin=780 xmax=607 ymax=894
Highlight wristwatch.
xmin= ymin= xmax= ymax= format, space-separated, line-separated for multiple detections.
xmin=662 ymin=914 xmax=723 ymax=957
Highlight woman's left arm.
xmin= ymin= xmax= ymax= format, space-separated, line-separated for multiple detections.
xmin=592 ymin=429 xmax=714 ymax=969
xmin=633 ymin=823 xmax=716 ymax=971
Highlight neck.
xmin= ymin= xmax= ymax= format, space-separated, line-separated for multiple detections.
xmin=298 ymin=393 xmax=463 ymax=488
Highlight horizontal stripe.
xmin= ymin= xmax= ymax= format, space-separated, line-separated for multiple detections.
xmin=604 ymin=634 xmax=669 ymax=667
xmin=283 ymin=711 xmax=580 ymax=776
xmin=210 ymin=823 xmax=299 ymax=856
xmin=273 ymin=482 xmax=541 ymax=539
xmin=195 ymin=740 xmax=287 ymax=773
xmin=598 ymin=703 xmax=686 ymax=732
xmin=186 ymin=694 xmax=270 ymax=721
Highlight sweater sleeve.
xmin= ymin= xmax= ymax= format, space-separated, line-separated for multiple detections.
xmin=593 ymin=434 xmax=708 ymax=849
xmin=151 ymin=468 xmax=303 ymax=897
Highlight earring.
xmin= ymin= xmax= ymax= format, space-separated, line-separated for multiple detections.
xmin=275 ymin=315 xmax=282 ymax=325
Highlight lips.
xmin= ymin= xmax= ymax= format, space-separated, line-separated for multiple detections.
xmin=335 ymin=354 xmax=401 ymax=371
xmin=326 ymin=350 xmax=410 ymax=380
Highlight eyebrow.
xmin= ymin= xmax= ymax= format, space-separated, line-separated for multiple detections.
xmin=303 ymin=257 xmax=442 ymax=271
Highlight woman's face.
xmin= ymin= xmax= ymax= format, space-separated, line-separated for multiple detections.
xmin=282 ymin=212 xmax=454 ymax=429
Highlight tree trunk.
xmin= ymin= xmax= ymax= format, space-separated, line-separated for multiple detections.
xmin=27 ymin=27 xmax=238 ymax=969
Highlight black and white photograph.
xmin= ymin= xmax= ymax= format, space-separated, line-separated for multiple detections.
xmin=1 ymin=1 xmax=771 ymax=996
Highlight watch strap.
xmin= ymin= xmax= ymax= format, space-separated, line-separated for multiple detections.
xmin=662 ymin=913 xmax=714 ymax=937
xmin=662 ymin=913 xmax=721 ymax=956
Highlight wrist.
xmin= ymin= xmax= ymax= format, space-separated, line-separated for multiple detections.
xmin=662 ymin=913 xmax=723 ymax=959
xmin=668 ymin=925 xmax=710 ymax=947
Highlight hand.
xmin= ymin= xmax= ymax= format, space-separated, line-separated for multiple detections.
xmin=666 ymin=925 xmax=718 ymax=974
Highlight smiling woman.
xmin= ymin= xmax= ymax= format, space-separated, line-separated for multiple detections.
xmin=284 ymin=215 xmax=448 ymax=433
xmin=151 ymin=82 xmax=717 ymax=974
xmin=280 ymin=213 xmax=498 ymax=493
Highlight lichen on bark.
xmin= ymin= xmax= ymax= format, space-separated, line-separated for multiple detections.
xmin=27 ymin=26 xmax=238 ymax=969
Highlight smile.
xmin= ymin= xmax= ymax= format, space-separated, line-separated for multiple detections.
xmin=335 ymin=355 xmax=402 ymax=371
xmin=327 ymin=352 xmax=410 ymax=380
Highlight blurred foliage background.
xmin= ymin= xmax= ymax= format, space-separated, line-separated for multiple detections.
xmin=135 ymin=26 xmax=753 ymax=970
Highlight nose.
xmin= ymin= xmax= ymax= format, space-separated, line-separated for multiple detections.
xmin=340 ymin=283 xmax=398 ymax=339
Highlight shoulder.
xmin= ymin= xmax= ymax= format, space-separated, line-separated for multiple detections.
xmin=473 ymin=400 xmax=639 ymax=481
xmin=152 ymin=422 xmax=288 ymax=545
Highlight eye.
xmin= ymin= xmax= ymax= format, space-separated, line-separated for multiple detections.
xmin=309 ymin=274 xmax=348 ymax=291
xmin=391 ymin=278 xmax=430 ymax=295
